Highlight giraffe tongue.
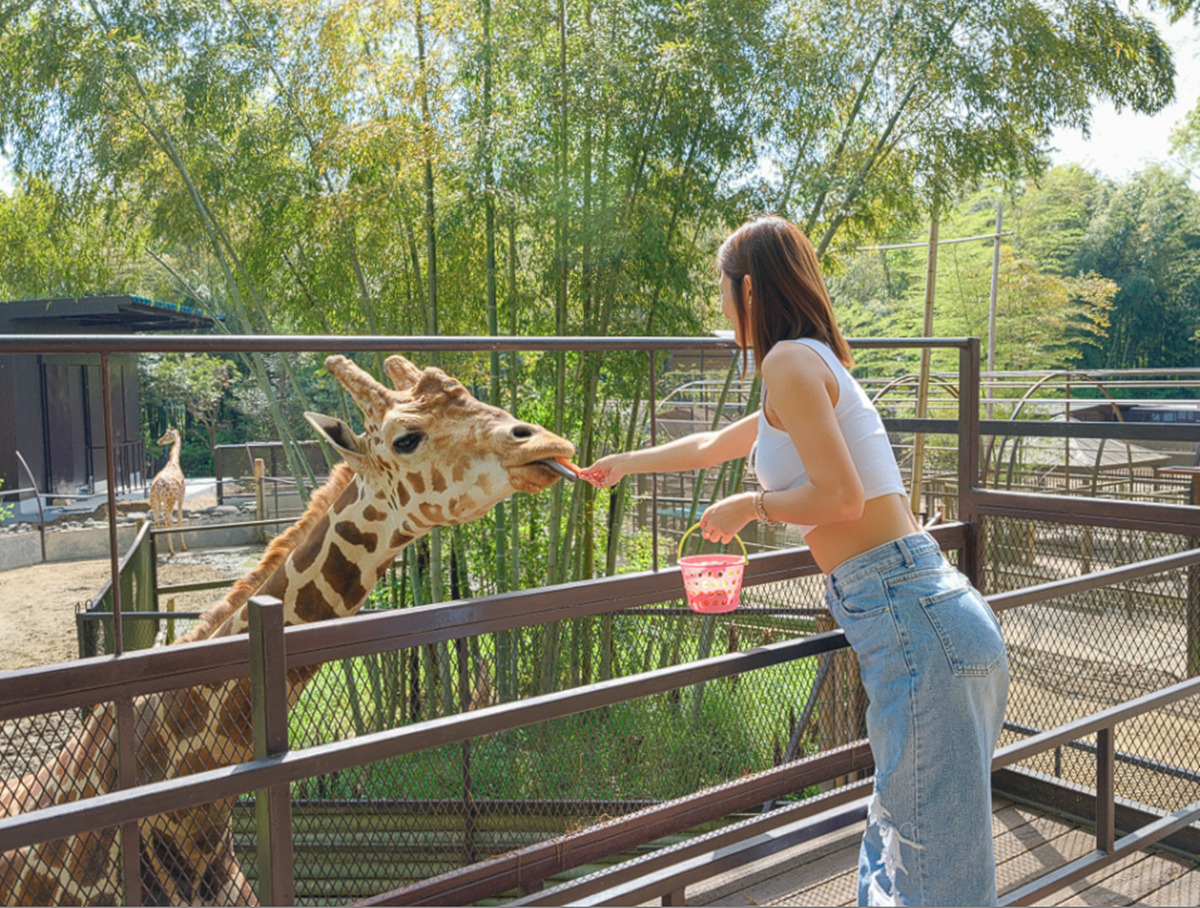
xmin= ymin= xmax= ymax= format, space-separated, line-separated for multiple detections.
xmin=535 ymin=458 xmax=579 ymax=481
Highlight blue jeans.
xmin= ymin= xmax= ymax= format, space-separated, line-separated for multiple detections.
xmin=825 ymin=532 xmax=1009 ymax=906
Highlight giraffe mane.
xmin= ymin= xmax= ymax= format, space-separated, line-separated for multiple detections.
xmin=175 ymin=463 xmax=356 ymax=644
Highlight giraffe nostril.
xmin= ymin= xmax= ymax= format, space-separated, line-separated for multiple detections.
xmin=511 ymin=424 xmax=536 ymax=441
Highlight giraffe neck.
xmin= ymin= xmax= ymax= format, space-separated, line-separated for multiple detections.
xmin=214 ymin=474 xmax=419 ymax=638
xmin=169 ymin=436 xmax=181 ymax=468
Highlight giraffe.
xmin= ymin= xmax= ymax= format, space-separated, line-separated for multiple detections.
xmin=0 ymin=354 xmax=577 ymax=906
xmin=150 ymin=426 xmax=187 ymax=555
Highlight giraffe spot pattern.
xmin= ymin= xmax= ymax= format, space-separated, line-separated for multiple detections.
xmin=138 ymin=724 xmax=169 ymax=783
xmin=163 ymin=688 xmax=212 ymax=738
xmin=77 ymin=828 xmax=117 ymax=889
xmin=292 ymin=516 xmax=330 ymax=575
xmin=392 ymin=477 xmax=411 ymax=507
xmin=419 ymin=502 xmax=445 ymax=523
xmin=390 ymin=530 xmax=414 ymax=549
xmin=406 ymin=472 xmax=426 ymax=494
xmin=336 ymin=520 xmax=378 ymax=553
xmin=148 ymin=829 xmax=196 ymax=904
xmin=363 ymin=505 xmax=387 ymax=521
xmin=178 ymin=746 xmax=219 ymax=777
xmin=322 ymin=544 xmax=367 ymax=609
xmin=431 ymin=468 xmax=447 ymax=493
xmin=254 ymin=564 xmax=291 ymax=606
xmin=294 ymin=579 xmax=337 ymax=624
xmin=288 ymin=665 xmax=320 ymax=689
xmin=216 ymin=680 xmax=254 ymax=750
xmin=332 ymin=481 xmax=362 ymax=514
xmin=18 ymin=866 xmax=58 ymax=905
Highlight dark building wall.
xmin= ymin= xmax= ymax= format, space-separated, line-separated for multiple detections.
xmin=0 ymin=352 xmax=142 ymax=499
xmin=0 ymin=356 xmax=17 ymax=499
xmin=2 ymin=294 xmax=213 ymax=504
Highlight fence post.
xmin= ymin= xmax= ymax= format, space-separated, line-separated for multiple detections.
xmin=958 ymin=339 xmax=983 ymax=588
xmin=254 ymin=458 xmax=266 ymax=543
xmin=216 ymin=446 xmax=224 ymax=506
xmin=1096 ymin=726 xmax=1115 ymax=854
xmin=249 ymin=595 xmax=295 ymax=906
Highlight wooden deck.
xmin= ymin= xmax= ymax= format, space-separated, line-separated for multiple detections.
xmin=679 ymin=798 xmax=1200 ymax=907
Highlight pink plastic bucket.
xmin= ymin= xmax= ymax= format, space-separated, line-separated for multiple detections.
xmin=677 ymin=524 xmax=747 ymax=614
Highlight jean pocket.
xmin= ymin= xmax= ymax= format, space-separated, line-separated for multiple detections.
xmin=919 ymin=583 xmax=1005 ymax=677
xmin=827 ymin=582 xmax=890 ymax=620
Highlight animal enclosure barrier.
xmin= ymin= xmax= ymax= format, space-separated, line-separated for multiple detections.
xmin=1 ymin=334 xmax=1198 ymax=907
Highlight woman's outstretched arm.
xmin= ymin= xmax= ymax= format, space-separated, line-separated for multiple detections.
xmin=584 ymin=412 xmax=758 ymax=487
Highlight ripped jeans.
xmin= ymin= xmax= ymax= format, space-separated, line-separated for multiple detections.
xmin=825 ymin=532 xmax=1009 ymax=907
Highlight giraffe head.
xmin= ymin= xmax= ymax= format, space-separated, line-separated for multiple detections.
xmin=305 ymin=355 xmax=575 ymax=527
xmin=156 ymin=427 xmax=180 ymax=448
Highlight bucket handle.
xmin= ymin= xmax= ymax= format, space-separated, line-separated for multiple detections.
xmin=678 ymin=523 xmax=748 ymax=564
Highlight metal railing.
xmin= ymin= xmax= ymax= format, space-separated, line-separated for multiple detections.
xmin=1 ymin=333 xmax=1199 ymax=907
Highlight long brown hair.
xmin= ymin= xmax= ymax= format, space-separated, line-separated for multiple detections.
xmin=716 ymin=215 xmax=853 ymax=374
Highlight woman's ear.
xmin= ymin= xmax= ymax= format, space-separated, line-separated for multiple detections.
xmin=743 ymin=274 xmax=752 ymax=302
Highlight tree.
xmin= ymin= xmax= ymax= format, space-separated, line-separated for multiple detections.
xmin=143 ymin=353 xmax=234 ymax=459
xmin=1072 ymin=166 xmax=1200 ymax=368
xmin=767 ymin=0 xmax=1178 ymax=260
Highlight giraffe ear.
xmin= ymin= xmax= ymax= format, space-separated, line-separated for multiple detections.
xmin=384 ymin=355 xmax=423 ymax=392
xmin=305 ymin=412 xmax=368 ymax=465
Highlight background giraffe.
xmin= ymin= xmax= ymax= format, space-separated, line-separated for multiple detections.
xmin=0 ymin=354 xmax=576 ymax=906
xmin=150 ymin=426 xmax=187 ymax=555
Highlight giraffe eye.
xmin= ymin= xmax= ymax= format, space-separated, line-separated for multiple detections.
xmin=393 ymin=432 xmax=424 ymax=454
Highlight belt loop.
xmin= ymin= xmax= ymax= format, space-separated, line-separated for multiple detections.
xmin=897 ymin=535 xmax=916 ymax=567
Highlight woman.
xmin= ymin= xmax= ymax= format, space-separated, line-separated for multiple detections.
xmin=584 ymin=215 xmax=1009 ymax=906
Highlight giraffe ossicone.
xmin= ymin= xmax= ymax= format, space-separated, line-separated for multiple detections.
xmin=0 ymin=354 xmax=575 ymax=906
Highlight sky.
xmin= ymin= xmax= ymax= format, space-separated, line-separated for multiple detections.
xmin=1048 ymin=9 xmax=1200 ymax=184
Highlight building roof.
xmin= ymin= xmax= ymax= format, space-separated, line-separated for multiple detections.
xmin=0 ymin=295 xmax=221 ymax=333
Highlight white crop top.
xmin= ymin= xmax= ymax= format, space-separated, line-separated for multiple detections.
xmin=753 ymin=338 xmax=906 ymax=535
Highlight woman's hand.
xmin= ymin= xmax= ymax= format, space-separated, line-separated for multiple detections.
xmin=580 ymin=453 xmax=628 ymax=488
xmin=698 ymin=493 xmax=755 ymax=544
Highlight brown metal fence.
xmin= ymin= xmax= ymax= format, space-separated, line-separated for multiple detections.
xmin=1 ymin=334 xmax=1198 ymax=906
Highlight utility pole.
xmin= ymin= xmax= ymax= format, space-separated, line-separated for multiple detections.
xmin=911 ymin=202 xmax=939 ymax=520
xmin=987 ymin=203 xmax=1002 ymax=420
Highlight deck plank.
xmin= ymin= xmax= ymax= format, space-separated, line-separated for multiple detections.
xmin=1133 ymin=865 xmax=1200 ymax=906
xmin=997 ymin=828 xmax=1097 ymax=894
xmin=635 ymin=796 xmax=1199 ymax=907
xmin=687 ymin=823 xmax=861 ymax=906
xmin=1045 ymin=851 xmax=1159 ymax=906
xmin=1052 ymin=853 xmax=1194 ymax=907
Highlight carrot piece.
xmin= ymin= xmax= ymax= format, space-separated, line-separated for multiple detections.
xmin=554 ymin=456 xmax=583 ymax=476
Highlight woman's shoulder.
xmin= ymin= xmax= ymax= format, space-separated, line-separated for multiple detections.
xmin=762 ymin=338 xmax=833 ymax=373
xmin=761 ymin=340 xmax=837 ymax=396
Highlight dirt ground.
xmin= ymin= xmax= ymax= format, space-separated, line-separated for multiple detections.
xmin=0 ymin=551 xmax=265 ymax=671
xmin=0 ymin=486 xmax=266 ymax=671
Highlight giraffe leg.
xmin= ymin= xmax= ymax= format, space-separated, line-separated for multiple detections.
xmin=155 ymin=499 xmax=174 ymax=556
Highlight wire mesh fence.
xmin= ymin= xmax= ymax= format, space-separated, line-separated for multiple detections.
xmin=3 ymin=338 xmax=1199 ymax=905
xmin=986 ymin=514 xmax=1200 ymax=816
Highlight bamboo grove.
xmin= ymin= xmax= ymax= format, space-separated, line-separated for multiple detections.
xmin=1 ymin=1 xmax=1197 ymax=648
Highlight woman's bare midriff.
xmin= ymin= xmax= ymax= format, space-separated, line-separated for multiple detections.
xmin=804 ymin=492 xmax=921 ymax=575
